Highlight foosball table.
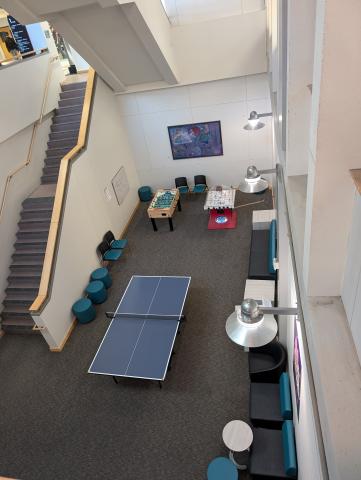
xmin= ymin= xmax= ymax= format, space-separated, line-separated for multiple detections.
xmin=147 ymin=189 xmax=181 ymax=231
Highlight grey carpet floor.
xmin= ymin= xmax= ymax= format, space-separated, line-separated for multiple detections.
xmin=0 ymin=190 xmax=272 ymax=480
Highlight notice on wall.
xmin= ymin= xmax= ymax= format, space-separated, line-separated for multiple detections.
xmin=111 ymin=166 xmax=129 ymax=206
xmin=7 ymin=15 xmax=33 ymax=54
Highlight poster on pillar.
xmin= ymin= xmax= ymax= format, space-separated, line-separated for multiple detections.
xmin=293 ymin=318 xmax=302 ymax=420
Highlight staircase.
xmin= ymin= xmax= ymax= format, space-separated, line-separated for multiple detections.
xmin=1 ymin=80 xmax=87 ymax=333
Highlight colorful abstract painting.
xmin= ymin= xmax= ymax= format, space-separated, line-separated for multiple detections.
xmin=168 ymin=121 xmax=223 ymax=160
xmin=293 ymin=319 xmax=302 ymax=420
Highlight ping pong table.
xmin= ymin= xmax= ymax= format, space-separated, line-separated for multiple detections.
xmin=88 ymin=275 xmax=191 ymax=387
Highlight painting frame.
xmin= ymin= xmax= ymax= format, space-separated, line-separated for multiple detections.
xmin=293 ymin=318 xmax=302 ymax=420
xmin=167 ymin=120 xmax=223 ymax=160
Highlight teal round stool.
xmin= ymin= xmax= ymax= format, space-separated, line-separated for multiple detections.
xmin=207 ymin=457 xmax=238 ymax=480
xmin=85 ymin=280 xmax=107 ymax=304
xmin=138 ymin=186 xmax=152 ymax=202
xmin=72 ymin=298 xmax=96 ymax=324
xmin=91 ymin=267 xmax=112 ymax=289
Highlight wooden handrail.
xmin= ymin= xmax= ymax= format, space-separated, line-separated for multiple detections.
xmin=30 ymin=68 xmax=96 ymax=314
xmin=0 ymin=54 xmax=58 ymax=223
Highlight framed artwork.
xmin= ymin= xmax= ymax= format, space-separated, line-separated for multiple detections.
xmin=293 ymin=318 xmax=302 ymax=420
xmin=111 ymin=166 xmax=129 ymax=206
xmin=168 ymin=121 xmax=223 ymax=160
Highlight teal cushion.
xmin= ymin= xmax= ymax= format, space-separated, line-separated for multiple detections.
xmin=280 ymin=373 xmax=292 ymax=419
xmin=207 ymin=457 xmax=238 ymax=480
xmin=193 ymin=184 xmax=207 ymax=193
xmin=138 ymin=186 xmax=152 ymax=202
xmin=104 ymin=249 xmax=123 ymax=261
xmin=111 ymin=239 xmax=127 ymax=249
xmin=91 ymin=267 xmax=112 ymax=288
xmin=72 ymin=298 xmax=96 ymax=324
xmin=268 ymin=219 xmax=277 ymax=274
xmin=178 ymin=186 xmax=189 ymax=193
xmin=282 ymin=420 xmax=297 ymax=477
xmin=85 ymin=280 xmax=107 ymax=304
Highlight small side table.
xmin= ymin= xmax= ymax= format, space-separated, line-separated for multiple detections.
xmin=222 ymin=420 xmax=253 ymax=470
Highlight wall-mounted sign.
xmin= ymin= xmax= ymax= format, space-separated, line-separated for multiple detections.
xmin=7 ymin=15 xmax=33 ymax=54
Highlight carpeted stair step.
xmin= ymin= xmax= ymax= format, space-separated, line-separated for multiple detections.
xmin=6 ymin=280 xmax=39 ymax=295
xmin=10 ymin=262 xmax=43 ymax=273
xmin=18 ymin=219 xmax=51 ymax=230
xmin=1 ymin=308 xmax=35 ymax=329
xmin=7 ymin=272 xmax=41 ymax=286
xmin=3 ymin=293 xmax=35 ymax=307
xmin=59 ymin=89 xmax=86 ymax=100
xmin=16 ymin=232 xmax=49 ymax=244
xmin=61 ymin=81 xmax=87 ymax=92
xmin=44 ymin=155 xmax=63 ymax=166
xmin=58 ymin=95 xmax=85 ymax=108
xmin=12 ymin=252 xmax=45 ymax=263
xmin=41 ymin=174 xmax=58 ymax=185
xmin=49 ymin=130 xmax=79 ymax=142
xmin=51 ymin=120 xmax=81 ymax=133
xmin=46 ymin=146 xmax=75 ymax=157
xmin=14 ymin=237 xmax=48 ymax=249
xmin=22 ymin=196 xmax=54 ymax=209
xmin=42 ymin=165 xmax=60 ymax=177
xmin=47 ymin=137 xmax=78 ymax=149
xmin=53 ymin=113 xmax=82 ymax=125
xmin=20 ymin=210 xmax=52 ymax=221
xmin=56 ymin=105 xmax=83 ymax=116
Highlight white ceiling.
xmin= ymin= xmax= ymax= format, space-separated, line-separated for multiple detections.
xmin=160 ymin=0 xmax=265 ymax=26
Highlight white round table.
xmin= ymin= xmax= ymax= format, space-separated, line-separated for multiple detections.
xmin=222 ymin=420 xmax=253 ymax=470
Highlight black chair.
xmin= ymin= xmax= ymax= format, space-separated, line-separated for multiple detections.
xmin=175 ymin=177 xmax=189 ymax=193
xmin=249 ymin=340 xmax=287 ymax=383
xmin=193 ymin=175 xmax=208 ymax=193
xmin=97 ymin=240 xmax=123 ymax=262
xmin=103 ymin=230 xmax=128 ymax=250
xmin=249 ymin=421 xmax=297 ymax=479
xmin=250 ymin=373 xmax=292 ymax=429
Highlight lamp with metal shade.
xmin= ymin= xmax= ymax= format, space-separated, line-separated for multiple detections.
xmin=244 ymin=110 xmax=272 ymax=130
xmin=238 ymin=165 xmax=269 ymax=194
xmin=226 ymin=299 xmax=278 ymax=348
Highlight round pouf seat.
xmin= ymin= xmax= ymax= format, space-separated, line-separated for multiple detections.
xmin=207 ymin=457 xmax=238 ymax=480
xmin=72 ymin=298 xmax=96 ymax=324
xmin=85 ymin=280 xmax=107 ymax=304
xmin=138 ymin=186 xmax=152 ymax=202
xmin=91 ymin=267 xmax=112 ymax=289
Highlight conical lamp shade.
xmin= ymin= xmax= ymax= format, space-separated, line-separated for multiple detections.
xmin=226 ymin=300 xmax=278 ymax=348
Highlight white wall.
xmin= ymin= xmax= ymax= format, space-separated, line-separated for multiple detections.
xmin=0 ymin=117 xmax=53 ymax=306
xmin=36 ymin=77 xmax=140 ymax=349
xmin=0 ymin=52 xmax=64 ymax=143
xmin=172 ymin=11 xmax=267 ymax=85
xmin=117 ymin=73 xmax=273 ymax=189
xmin=342 ymin=190 xmax=361 ymax=364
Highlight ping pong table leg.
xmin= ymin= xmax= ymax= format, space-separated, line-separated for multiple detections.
xmin=177 ymin=198 xmax=182 ymax=211
xmin=112 ymin=376 xmax=119 ymax=385
xmin=168 ymin=218 xmax=174 ymax=231
xmin=158 ymin=381 xmax=162 ymax=389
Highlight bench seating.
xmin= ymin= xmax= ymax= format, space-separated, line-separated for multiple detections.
xmin=249 ymin=219 xmax=277 ymax=281
xmin=250 ymin=372 xmax=292 ymax=429
xmin=249 ymin=420 xmax=298 ymax=479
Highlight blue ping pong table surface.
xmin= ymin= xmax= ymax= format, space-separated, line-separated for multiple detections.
xmin=88 ymin=275 xmax=191 ymax=381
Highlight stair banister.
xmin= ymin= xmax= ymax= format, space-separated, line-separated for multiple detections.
xmin=30 ymin=68 xmax=96 ymax=316
xmin=0 ymin=54 xmax=59 ymax=224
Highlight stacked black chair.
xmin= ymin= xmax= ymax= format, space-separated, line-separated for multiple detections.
xmin=193 ymin=174 xmax=208 ymax=193
xmin=175 ymin=177 xmax=189 ymax=193
xmin=97 ymin=240 xmax=123 ymax=262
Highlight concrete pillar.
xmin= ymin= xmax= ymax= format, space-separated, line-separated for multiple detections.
xmin=303 ymin=0 xmax=361 ymax=296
